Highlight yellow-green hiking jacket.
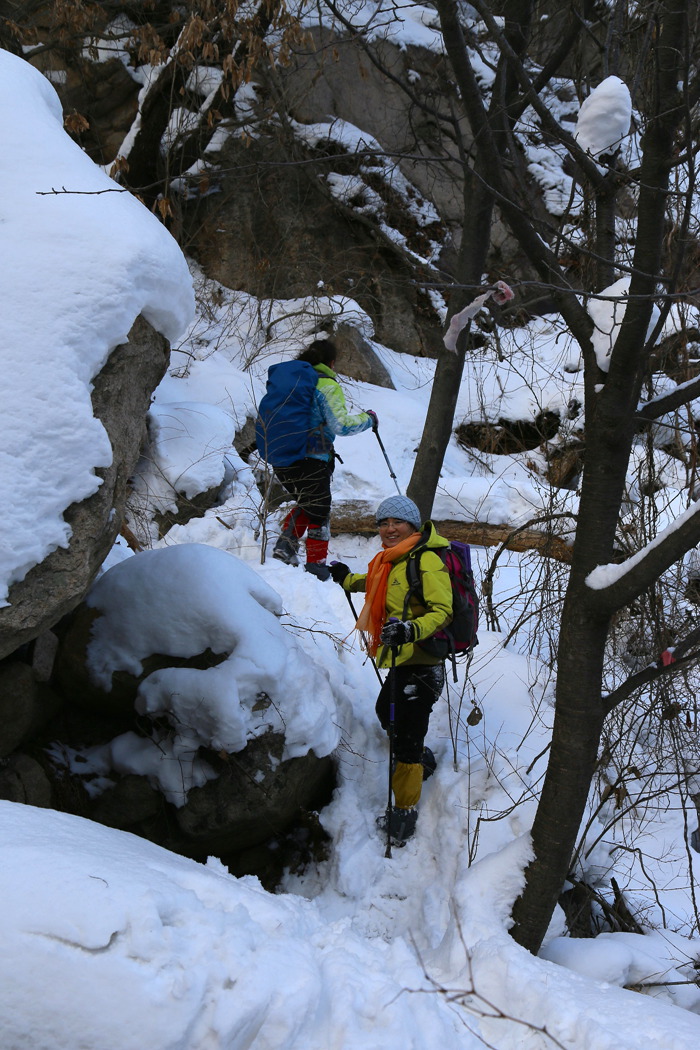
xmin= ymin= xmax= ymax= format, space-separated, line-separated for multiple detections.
xmin=343 ymin=522 xmax=453 ymax=667
xmin=306 ymin=363 xmax=372 ymax=461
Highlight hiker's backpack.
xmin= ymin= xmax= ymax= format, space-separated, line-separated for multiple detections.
xmin=405 ymin=540 xmax=479 ymax=666
xmin=255 ymin=361 xmax=319 ymax=467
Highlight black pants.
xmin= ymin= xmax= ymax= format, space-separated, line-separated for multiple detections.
xmin=375 ymin=663 xmax=445 ymax=763
xmin=275 ymin=458 xmax=332 ymax=528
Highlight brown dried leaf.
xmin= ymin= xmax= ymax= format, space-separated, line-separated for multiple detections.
xmin=156 ymin=197 xmax=173 ymax=219
xmin=109 ymin=155 xmax=130 ymax=177
xmin=64 ymin=110 xmax=90 ymax=134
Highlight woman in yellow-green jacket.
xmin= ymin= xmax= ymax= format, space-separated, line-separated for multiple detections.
xmin=329 ymin=495 xmax=453 ymax=845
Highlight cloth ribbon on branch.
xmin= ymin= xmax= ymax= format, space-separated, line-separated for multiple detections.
xmin=443 ymin=280 xmax=514 ymax=352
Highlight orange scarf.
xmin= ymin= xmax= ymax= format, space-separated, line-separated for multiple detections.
xmin=355 ymin=533 xmax=421 ymax=656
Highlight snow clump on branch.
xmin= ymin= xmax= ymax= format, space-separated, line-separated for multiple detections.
xmin=575 ymin=75 xmax=632 ymax=163
xmin=588 ymin=276 xmax=660 ymax=373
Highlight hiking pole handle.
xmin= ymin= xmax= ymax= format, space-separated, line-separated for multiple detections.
xmin=373 ymin=428 xmax=402 ymax=496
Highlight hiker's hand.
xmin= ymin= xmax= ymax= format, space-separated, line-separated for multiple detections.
xmin=329 ymin=562 xmax=350 ymax=584
xmin=380 ymin=620 xmax=415 ymax=646
xmin=366 ymin=410 xmax=379 ymax=431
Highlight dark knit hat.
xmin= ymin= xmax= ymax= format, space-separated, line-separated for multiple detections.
xmin=375 ymin=495 xmax=422 ymax=529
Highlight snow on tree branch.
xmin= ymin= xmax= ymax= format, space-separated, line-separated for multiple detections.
xmin=588 ymin=277 xmax=660 ymax=372
xmin=586 ymin=497 xmax=700 ymax=612
xmin=574 ymin=75 xmax=632 ymax=166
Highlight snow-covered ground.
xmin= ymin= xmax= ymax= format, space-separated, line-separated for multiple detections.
xmin=3 ymin=559 xmax=700 ymax=1048
xmin=2 ymin=26 xmax=700 ymax=1050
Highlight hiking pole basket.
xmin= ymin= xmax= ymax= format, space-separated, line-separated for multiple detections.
xmin=373 ymin=428 xmax=402 ymax=495
xmin=385 ymin=645 xmax=398 ymax=859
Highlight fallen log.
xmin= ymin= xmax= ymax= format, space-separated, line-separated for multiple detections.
xmin=330 ymin=502 xmax=574 ymax=564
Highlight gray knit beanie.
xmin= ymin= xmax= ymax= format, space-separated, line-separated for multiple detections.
xmin=375 ymin=495 xmax=422 ymax=529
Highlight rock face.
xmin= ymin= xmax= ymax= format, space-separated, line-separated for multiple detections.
xmin=0 ymin=753 xmax=53 ymax=808
xmin=173 ymin=734 xmax=333 ymax=857
xmin=153 ymin=486 xmax=224 ymax=539
xmin=279 ymin=28 xmax=469 ymax=227
xmin=84 ymin=733 xmax=334 ymax=864
xmin=333 ymin=325 xmax=395 ymax=389
xmin=456 ymin=411 xmax=562 ymax=456
xmin=189 ymin=132 xmax=446 ymax=358
xmin=0 ymin=316 xmax=170 ymax=660
xmin=0 ymin=655 xmax=61 ymax=759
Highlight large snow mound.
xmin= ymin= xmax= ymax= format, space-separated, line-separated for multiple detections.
xmin=3 ymin=802 xmax=700 ymax=1050
xmin=0 ymin=50 xmax=194 ymax=604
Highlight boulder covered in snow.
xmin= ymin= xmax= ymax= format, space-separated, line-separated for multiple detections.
xmin=46 ymin=544 xmax=341 ymax=866
xmin=0 ymin=316 xmax=172 ymax=659
xmin=129 ymin=401 xmax=239 ymax=541
xmin=0 ymin=51 xmax=194 ymax=658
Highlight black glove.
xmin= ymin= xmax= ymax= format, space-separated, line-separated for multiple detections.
xmin=329 ymin=562 xmax=350 ymax=585
xmin=366 ymin=410 xmax=379 ymax=431
xmin=380 ymin=619 xmax=415 ymax=646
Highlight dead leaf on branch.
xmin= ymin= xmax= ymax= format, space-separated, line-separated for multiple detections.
xmin=109 ymin=155 xmax=130 ymax=178
xmin=156 ymin=197 xmax=174 ymax=220
xmin=64 ymin=111 xmax=90 ymax=134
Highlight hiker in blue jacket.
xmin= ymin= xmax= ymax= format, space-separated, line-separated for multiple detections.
xmin=270 ymin=339 xmax=376 ymax=579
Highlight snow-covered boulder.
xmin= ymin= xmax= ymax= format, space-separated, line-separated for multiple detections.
xmin=0 ymin=317 xmax=172 ymax=659
xmin=129 ymin=401 xmax=239 ymax=541
xmin=47 ymin=544 xmax=340 ymax=860
xmin=0 ymin=51 xmax=194 ymax=658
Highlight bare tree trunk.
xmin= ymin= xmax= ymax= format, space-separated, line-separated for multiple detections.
xmin=510 ymin=0 xmax=692 ymax=953
xmin=407 ymin=171 xmax=493 ymax=517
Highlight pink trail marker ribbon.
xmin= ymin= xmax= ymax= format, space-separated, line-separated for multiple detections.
xmin=443 ymin=280 xmax=514 ymax=352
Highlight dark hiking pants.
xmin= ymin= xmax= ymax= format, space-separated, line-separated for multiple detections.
xmin=275 ymin=457 xmax=332 ymax=529
xmin=375 ymin=663 xmax=445 ymax=764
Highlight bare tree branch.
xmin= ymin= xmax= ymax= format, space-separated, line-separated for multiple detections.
xmin=603 ymin=623 xmax=700 ymax=714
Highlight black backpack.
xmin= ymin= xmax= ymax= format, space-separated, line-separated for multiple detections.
xmin=404 ymin=539 xmax=479 ymax=676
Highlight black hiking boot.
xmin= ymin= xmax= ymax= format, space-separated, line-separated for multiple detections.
xmin=376 ymin=806 xmax=418 ymax=846
xmin=422 ymin=746 xmax=437 ymax=781
xmin=304 ymin=562 xmax=331 ymax=581
xmin=272 ymin=534 xmax=299 ymax=566
xmin=390 ymin=749 xmax=436 ymax=781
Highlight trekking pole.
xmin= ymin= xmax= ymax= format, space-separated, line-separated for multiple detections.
xmin=446 ymin=677 xmax=458 ymax=772
xmin=339 ymin=586 xmax=383 ymax=684
xmin=373 ymin=428 xmax=402 ymax=495
xmin=385 ymin=644 xmax=398 ymax=859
